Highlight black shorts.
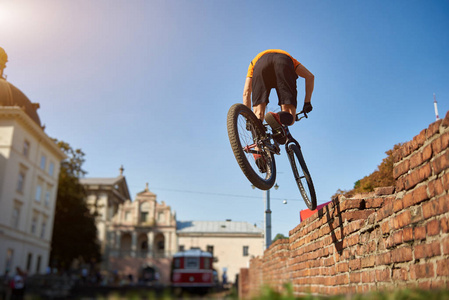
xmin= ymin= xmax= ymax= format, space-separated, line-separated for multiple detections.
xmin=252 ymin=53 xmax=298 ymax=108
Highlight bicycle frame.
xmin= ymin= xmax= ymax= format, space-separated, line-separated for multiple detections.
xmin=242 ymin=110 xmax=307 ymax=159
xmin=262 ymin=111 xmax=307 ymax=156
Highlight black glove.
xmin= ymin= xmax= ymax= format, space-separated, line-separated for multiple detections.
xmin=303 ymin=102 xmax=313 ymax=114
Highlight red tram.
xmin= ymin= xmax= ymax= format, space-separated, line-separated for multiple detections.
xmin=171 ymin=248 xmax=214 ymax=293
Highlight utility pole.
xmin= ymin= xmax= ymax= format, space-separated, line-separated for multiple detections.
xmin=434 ymin=93 xmax=440 ymax=121
xmin=264 ymin=190 xmax=272 ymax=250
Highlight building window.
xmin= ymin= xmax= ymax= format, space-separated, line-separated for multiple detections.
xmin=17 ymin=171 xmax=26 ymax=193
xmin=5 ymin=249 xmax=14 ymax=272
xmin=40 ymin=155 xmax=46 ymax=170
xmin=48 ymin=162 xmax=55 ymax=176
xmin=179 ymin=245 xmax=185 ymax=252
xmin=40 ymin=220 xmax=47 ymax=239
xmin=35 ymin=184 xmax=43 ymax=202
xmin=26 ymin=253 xmax=32 ymax=272
xmin=31 ymin=214 xmax=38 ymax=234
xmin=243 ymin=246 xmax=249 ymax=257
xmin=185 ymin=257 xmax=199 ymax=269
xmin=44 ymin=186 xmax=52 ymax=207
xmin=11 ymin=205 xmax=20 ymax=228
xmin=158 ymin=212 xmax=166 ymax=223
xmin=36 ymin=256 xmax=42 ymax=274
xmin=157 ymin=240 xmax=164 ymax=251
xmin=23 ymin=140 xmax=30 ymax=157
xmin=207 ymin=245 xmax=214 ymax=256
xmin=140 ymin=212 xmax=148 ymax=223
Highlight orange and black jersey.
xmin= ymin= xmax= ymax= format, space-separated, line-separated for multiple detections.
xmin=246 ymin=49 xmax=300 ymax=78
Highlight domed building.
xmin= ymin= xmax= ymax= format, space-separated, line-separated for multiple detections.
xmin=0 ymin=48 xmax=66 ymax=275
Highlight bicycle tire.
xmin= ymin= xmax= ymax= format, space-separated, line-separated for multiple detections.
xmin=227 ymin=103 xmax=276 ymax=190
xmin=287 ymin=143 xmax=317 ymax=210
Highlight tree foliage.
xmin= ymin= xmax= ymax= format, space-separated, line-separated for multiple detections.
xmin=50 ymin=141 xmax=101 ymax=269
xmin=273 ymin=233 xmax=287 ymax=242
xmin=333 ymin=143 xmax=402 ymax=198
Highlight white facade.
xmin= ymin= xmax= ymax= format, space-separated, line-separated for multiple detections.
xmin=177 ymin=220 xmax=264 ymax=284
xmin=0 ymin=104 xmax=65 ymax=275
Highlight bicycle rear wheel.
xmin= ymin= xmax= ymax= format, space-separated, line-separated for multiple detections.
xmin=227 ymin=103 xmax=276 ymax=190
xmin=287 ymin=143 xmax=317 ymax=210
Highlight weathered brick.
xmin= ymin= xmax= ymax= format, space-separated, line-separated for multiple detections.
xmin=366 ymin=198 xmax=384 ymax=208
xmin=361 ymin=256 xmax=375 ymax=268
xmin=376 ymin=252 xmax=391 ymax=265
xmin=397 ymin=179 xmax=406 ymax=194
xmin=393 ymin=199 xmax=403 ymax=212
xmin=374 ymin=186 xmax=395 ymax=195
xmin=394 ymin=159 xmax=410 ymax=179
xmin=422 ymin=144 xmax=433 ymax=162
xmin=392 ymin=268 xmax=408 ymax=281
xmin=391 ymin=246 xmax=413 ymax=263
xmin=349 ymin=258 xmax=361 ymax=271
xmin=412 ymin=263 xmax=435 ymax=279
xmin=393 ymin=231 xmax=403 ymax=246
xmin=380 ymin=219 xmax=391 ymax=235
xmin=342 ymin=210 xmax=374 ymax=222
xmin=426 ymin=219 xmax=440 ymax=236
xmin=414 ymin=241 xmax=441 ymax=259
xmin=403 ymin=227 xmax=413 ymax=242
xmin=350 ymin=271 xmax=361 ymax=283
xmin=361 ymin=270 xmax=375 ymax=283
xmin=403 ymin=185 xmax=428 ymax=208
xmin=427 ymin=119 xmax=442 ymax=139
xmin=376 ymin=199 xmax=394 ymax=222
xmin=393 ymin=148 xmax=403 ymax=164
xmin=393 ymin=211 xmax=412 ymax=229
xmin=431 ymin=131 xmax=449 ymax=155
xmin=336 ymin=262 xmax=349 ymax=273
xmin=376 ymin=269 xmax=390 ymax=282
xmin=410 ymin=151 xmax=423 ymax=169
xmin=414 ymin=226 xmax=426 ymax=240
xmin=404 ymin=164 xmax=432 ymax=190
xmin=432 ymin=149 xmax=449 ymax=175
xmin=414 ymin=129 xmax=427 ymax=148
xmin=422 ymin=195 xmax=449 ymax=219
xmin=441 ymin=216 xmax=449 ymax=233
xmin=401 ymin=142 xmax=413 ymax=158
xmin=428 ymin=178 xmax=444 ymax=198
xmin=340 ymin=199 xmax=363 ymax=211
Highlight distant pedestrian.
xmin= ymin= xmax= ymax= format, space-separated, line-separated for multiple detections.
xmin=222 ymin=270 xmax=228 ymax=287
xmin=9 ymin=267 xmax=25 ymax=300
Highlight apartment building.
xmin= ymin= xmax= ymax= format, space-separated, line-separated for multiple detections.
xmin=177 ymin=220 xmax=264 ymax=284
xmin=0 ymin=77 xmax=65 ymax=275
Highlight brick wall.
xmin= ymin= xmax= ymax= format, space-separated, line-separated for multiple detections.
xmin=239 ymin=112 xmax=449 ymax=299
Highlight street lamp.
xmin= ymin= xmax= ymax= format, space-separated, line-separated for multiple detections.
xmin=252 ymin=183 xmax=279 ymax=250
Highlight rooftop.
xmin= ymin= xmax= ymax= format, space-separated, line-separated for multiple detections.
xmin=177 ymin=220 xmax=263 ymax=235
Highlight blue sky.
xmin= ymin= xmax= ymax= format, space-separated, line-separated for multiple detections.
xmin=1 ymin=0 xmax=448 ymax=237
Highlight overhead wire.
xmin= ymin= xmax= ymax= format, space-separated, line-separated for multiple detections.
xmin=129 ymin=185 xmax=327 ymax=202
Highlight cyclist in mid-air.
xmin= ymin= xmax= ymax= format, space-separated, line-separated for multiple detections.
xmin=243 ymin=49 xmax=315 ymax=140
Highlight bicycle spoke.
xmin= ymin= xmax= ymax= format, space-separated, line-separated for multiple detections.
xmin=227 ymin=104 xmax=276 ymax=190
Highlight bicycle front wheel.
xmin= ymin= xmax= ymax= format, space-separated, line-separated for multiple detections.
xmin=227 ymin=103 xmax=276 ymax=190
xmin=287 ymin=143 xmax=317 ymax=210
